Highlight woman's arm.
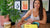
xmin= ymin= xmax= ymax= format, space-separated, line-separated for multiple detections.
xmin=34 ymin=8 xmax=47 ymax=24
xmin=17 ymin=10 xmax=31 ymax=27
xmin=21 ymin=10 xmax=31 ymax=22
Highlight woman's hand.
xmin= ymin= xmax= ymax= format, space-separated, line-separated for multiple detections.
xmin=27 ymin=18 xmax=34 ymax=23
xmin=17 ymin=22 xmax=23 ymax=27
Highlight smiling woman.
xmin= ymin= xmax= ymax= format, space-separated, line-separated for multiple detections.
xmin=17 ymin=0 xmax=47 ymax=27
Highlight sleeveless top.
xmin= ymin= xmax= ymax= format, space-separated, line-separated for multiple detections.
xmin=30 ymin=9 xmax=40 ymax=20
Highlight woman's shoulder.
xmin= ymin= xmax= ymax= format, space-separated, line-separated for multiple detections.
xmin=27 ymin=9 xmax=32 ymax=13
xmin=43 ymin=8 xmax=46 ymax=14
xmin=28 ymin=9 xmax=34 ymax=12
xmin=43 ymin=8 xmax=46 ymax=12
xmin=29 ymin=9 xmax=32 ymax=11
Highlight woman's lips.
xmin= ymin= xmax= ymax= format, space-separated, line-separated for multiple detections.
xmin=35 ymin=6 xmax=39 ymax=8
xmin=35 ymin=6 xmax=38 ymax=7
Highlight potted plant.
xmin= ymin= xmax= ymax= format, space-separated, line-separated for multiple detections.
xmin=0 ymin=0 xmax=10 ymax=26
xmin=0 ymin=0 xmax=21 ymax=25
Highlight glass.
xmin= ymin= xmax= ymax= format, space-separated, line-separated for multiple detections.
xmin=4 ymin=22 xmax=11 ymax=28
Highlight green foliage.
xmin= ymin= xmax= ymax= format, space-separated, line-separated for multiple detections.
xmin=9 ymin=9 xmax=21 ymax=22
xmin=0 ymin=0 xmax=12 ymax=15
xmin=0 ymin=0 xmax=21 ymax=23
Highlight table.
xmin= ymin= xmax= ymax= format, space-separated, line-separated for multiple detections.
xmin=39 ymin=23 xmax=50 ymax=28
xmin=12 ymin=23 xmax=50 ymax=28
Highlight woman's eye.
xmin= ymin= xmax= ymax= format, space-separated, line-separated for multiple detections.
xmin=35 ymin=3 xmax=40 ymax=4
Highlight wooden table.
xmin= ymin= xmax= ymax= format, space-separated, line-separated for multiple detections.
xmin=12 ymin=23 xmax=50 ymax=28
xmin=39 ymin=23 xmax=50 ymax=28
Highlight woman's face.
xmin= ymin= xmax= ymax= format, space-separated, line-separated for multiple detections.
xmin=34 ymin=0 xmax=40 ymax=9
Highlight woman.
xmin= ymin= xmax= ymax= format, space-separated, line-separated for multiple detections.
xmin=17 ymin=0 xmax=47 ymax=27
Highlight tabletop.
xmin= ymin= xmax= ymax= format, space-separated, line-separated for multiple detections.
xmin=11 ymin=23 xmax=50 ymax=28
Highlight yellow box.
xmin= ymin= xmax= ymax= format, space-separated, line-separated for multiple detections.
xmin=24 ymin=24 xmax=38 ymax=28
